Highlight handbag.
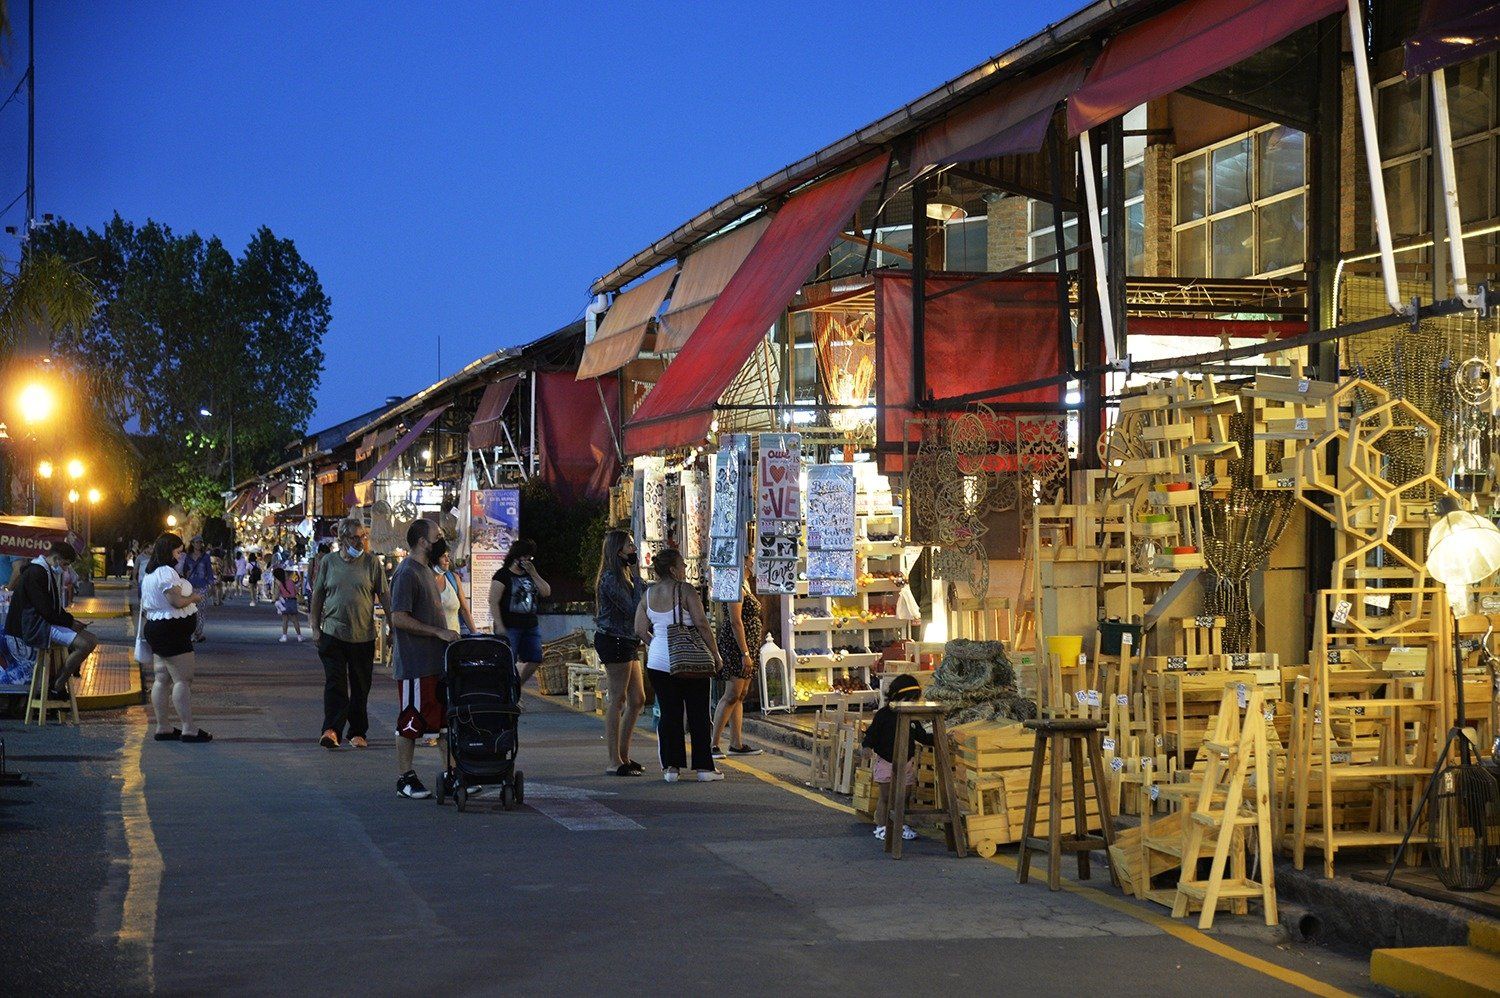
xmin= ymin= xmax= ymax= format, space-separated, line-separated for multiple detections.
xmin=666 ymin=583 xmax=714 ymax=677
xmin=133 ymin=604 xmax=151 ymax=665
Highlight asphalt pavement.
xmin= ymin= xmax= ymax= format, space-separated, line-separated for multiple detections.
xmin=0 ymin=596 xmax=1380 ymax=996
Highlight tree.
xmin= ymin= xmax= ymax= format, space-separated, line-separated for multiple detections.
xmin=29 ymin=216 xmax=329 ymax=513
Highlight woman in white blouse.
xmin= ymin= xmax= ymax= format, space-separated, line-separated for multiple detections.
xmin=141 ymin=533 xmax=210 ymax=742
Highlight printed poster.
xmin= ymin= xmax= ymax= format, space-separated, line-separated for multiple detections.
xmin=709 ymin=438 xmax=750 ymax=602
xmin=806 ymin=464 xmax=855 ymax=596
xmin=467 ymin=487 xmax=519 ymax=632
xmin=755 ymin=433 xmax=801 ymax=595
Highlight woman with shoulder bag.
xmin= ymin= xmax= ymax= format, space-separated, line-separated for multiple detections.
xmin=711 ymin=553 xmax=765 ymax=759
xmin=634 ymin=548 xmax=722 ymax=782
xmin=595 ymin=529 xmax=645 ymax=777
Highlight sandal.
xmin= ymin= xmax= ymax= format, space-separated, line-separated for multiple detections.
xmin=181 ymin=730 xmax=213 ymax=743
xmin=153 ymin=729 xmax=182 ymax=741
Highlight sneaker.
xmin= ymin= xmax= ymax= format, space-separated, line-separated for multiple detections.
xmin=319 ymin=731 xmax=340 ymax=750
xmin=902 ymin=825 xmax=917 ymax=841
xmin=663 ymin=768 xmax=680 ymax=783
xmin=874 ymin=824 xmax=888 ymax=840
xmin=728 ymin=744 xmax=763 ymax=756
xmin=348 ymin=736 xmax=368 ymax=749
xmin=396 ymin=771 xmax=432 ymax=799
xmin=711 ymin=745 xmax=726 ymax=759
xmin=296 ymin=634 xmax=304 ymax=643
xmin=279 ymin=635 xmax=288 ymax=643
xmin=696 ymin=770 xmax=724 ymax=782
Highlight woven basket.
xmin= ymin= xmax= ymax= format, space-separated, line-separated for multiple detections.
xmin=536 ymin=628 xmax=590 ymax=696
xmin=536 ymin=661 xmax=570 ymax=696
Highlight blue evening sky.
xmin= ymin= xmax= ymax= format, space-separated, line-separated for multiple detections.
xmin=0 ymin=1 xmax=1052 ymax=430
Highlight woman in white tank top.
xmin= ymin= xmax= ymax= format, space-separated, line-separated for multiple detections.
xmin=634 ymin=549 xmax=723 ymax=782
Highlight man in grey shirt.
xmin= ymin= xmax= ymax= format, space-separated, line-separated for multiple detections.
xmin=390 ymin=518 xmax=458 ymax=799
xmin=310 ymin=518 xmax=388 ymax=750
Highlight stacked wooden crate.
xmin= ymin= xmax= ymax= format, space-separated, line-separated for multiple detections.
xmin=945 ymin=720 xmax=1102 ymax=857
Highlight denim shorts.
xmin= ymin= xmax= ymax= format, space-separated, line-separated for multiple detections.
xmin=507 ymin=626 xmax=543 ymax=663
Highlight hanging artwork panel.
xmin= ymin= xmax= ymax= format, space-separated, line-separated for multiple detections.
xmin=806 ymin=464 xmax=856 ymax=596
xmin=755 ymin=433 xmax=801 ymax=595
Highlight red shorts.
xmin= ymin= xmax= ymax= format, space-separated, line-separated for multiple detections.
xmin=396 ymin=676 xmax=446 ymax=739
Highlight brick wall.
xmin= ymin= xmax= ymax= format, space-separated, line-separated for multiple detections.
xmin=1142 ymin=143 xmax=1175 ymax=277
xmin=987 ymin=195 xmax=1031 ymax=271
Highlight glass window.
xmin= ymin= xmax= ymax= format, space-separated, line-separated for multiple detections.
xmin=876 ymin=224 xmax=913 ymax=270
xmin=1127 ymin=200 xmax=1146 ymax=275
xmin=1125 ymin=161 xmax=1145 ymax=202
xmin=1258 ymin=126 xmax=1305 ymax=199
xmin=1212 ymin=138 xmax=1253 ymax=213
xmin=1258 ymin=194 xmax=1305 ymax=274
xmin=1446 ymin=58 xmax=1493 ymax=139
xmin=1176 ymin=224 xmax=1207 ymax=278
xmin=1378 ymin=76 xmax=1425 ymax=158
xmin=1455 ymin=140 xmax=1491 ymax=224
xmin=1383 ymin=158 xmax=1426 ymax=239
xmin=1211 ymin=213 xmax=1255 ymax=278
xmin=1177 ymin=156 xmax=1206 ymax=224
xmin=1029 ymin=229 xmax=1057 ymax=272
xmin=944 ymin=217 xmax=989 ymax=272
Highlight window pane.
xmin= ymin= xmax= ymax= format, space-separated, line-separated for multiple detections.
xmin=1446 ymin=58 xmax=1493 ymax=139
xmin=1211 ymin=212 xmax=1254 ymax=277
xmin=1377 ymin=76 xmax=1424 ymax=157
xmin=1127 ymin=200 xmax=1146 ymax=275
xmin=1258 ymin=194 xmax=1305 ymax=274
xmin=1176 ymin=223 xmax=1207 ymax=278
xmin=1383 ymin=159 xmax=1426 ymax=240
xmin=1258 ymin=126 xmax=1305 ymax=198
xmin=877 ymin=224 xmax=913 ymax=270
xmin=1212 ymin=138 xmax=1253 ymax=213
xmin=1029 ymin=230 xmax=1057 ymax=272
xmin=1455 ymin=140 xmax=1490 ymax=224
xmin=1125 ymin=161 xmax=1144 ymax=202
xmin=1176 ymin=156 xmax=1206 ymax=224
xmin=945 ymin=217 xmax=989 ymax=272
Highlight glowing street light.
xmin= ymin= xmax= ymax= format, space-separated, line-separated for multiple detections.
xmin=37 ymin=460 xmax=53 ymax=479
xmin=200 ymin=407 xmax=212 ymax=417
xmin=66 ymin=458 xmax=85 ymax=480
xmin=166 ymin=514 xmax=179 ymax=528
xmin=87 ymin=488 xmax=101 ymax=505
xmin=67 ymin=489 xmax=79 ymax=504
xmin=18 ymin=382 xmax=55 ymax=424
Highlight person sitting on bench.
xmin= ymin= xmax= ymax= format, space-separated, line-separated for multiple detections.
xmin=4 ymin=542 xmax=97 ymax=697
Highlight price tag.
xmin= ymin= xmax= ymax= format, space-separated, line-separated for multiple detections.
xmin=1263 ymin=707 xmax=1277 ymax=722
xmin=1198 ymin=474 xmax=1217 ymax=490
xmin=1365 ymin=593 xmax=1393 ymax=610
xmin=1084 ymin=690 xmax=1102 ymax=708
xmin=1120 ymin=632 xmax=1134 ymax=647
xmin=1332 ymin=600 xmax=1352 ymax=625
xmin=1294 ymin=417 xmax=1309 ymax=431
xmin=1155 ymin=735 xmax=1163 ymax=748
xmin=1116 ymin=694 xmax=1130 ymax=707
xmin=1327 ymin=649 xmax=1343 ymax=664
xmin=1140 ymin=757 xmax=1153 ymax=771
xmin=1276 ymin=476 xmax=1297 ymax=488
xmin=1384 ymin=514 xmax=1399 ymax=537
xmin=1110 ymin=757 xmax=1124 ymax=772
xmin=1230 ymin=653 xmax=1249 ymax=668
xmin=1314 ymin=708 xmax=1323 ymax=725
xmin=1149 ymin=785 xmax=1161 ymax=802
xmin=1297 ymin=378 xmax=1310 ymax=394
xmin=1331 ymin=751 xmax=1350 ymax=764
xmin=1077 ymin=653 xmax=1088 ymax=667
xmin=1102 ymin=737 xmax=1117 ymax=752
xmin=1195 ymin=614 xmax=1215 ymax=628
xmin=1413 ymin=425 xmax=1428 ymax=438
xmin=1167 ymin=656 xmax=1188 ymax=671
xmin=1236 ymin=682 xmax=1248 ymax=709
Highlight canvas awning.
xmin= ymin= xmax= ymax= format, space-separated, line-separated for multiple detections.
xmin=1406 ymin=0 xmax=1500 ymax=76
xmin=0 ymin=515 xmax=70 ymax=559
xmin=467 ymin=376 xmax=520 ymax=450
xmin=1067 ymin=0 xmax=1344 ymax=135
xmin=625 ymin=155 xmax=890 ymax=455
xmin=655 ymin=214 xmax=772 ymax=352
xmin=274 ymin=501 xmax=307 ymax=524
xmin=314 ymin=467 xmax=342 ymax=486
xmin=356 ymin=426 xmax=400 ymax=462
xmin=576 ymin=267 xmax=678 ymax=379
xmin=910 ymin=56 xmax=1088 ymax=175
xmin=357 ymin=405 xmax=449 ymax=484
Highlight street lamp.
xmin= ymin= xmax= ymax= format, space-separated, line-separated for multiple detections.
xmin=166 ymin=514 xmax=178 ymax=528
xmin=67 ymin=488 xmax=79 ymax=504
xmin=18 ymin=382 xmax=54 ymax=424
xmin=66 ymin=458 xmax=84 ymax=480
xmin=37 ymin=459 xmax=52 ymax=479
xmin=87 ymin=488 xmax=100 ymax=505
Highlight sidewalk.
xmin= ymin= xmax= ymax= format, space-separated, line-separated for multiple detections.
xmin=72 ymin=579 xmax=139 ymax=709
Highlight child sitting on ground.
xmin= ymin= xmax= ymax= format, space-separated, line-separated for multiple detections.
xmin=861 ymin=673 xmax=932 ymax=842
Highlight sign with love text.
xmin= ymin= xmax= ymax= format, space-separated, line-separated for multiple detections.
xmin=755 ymin=434 xmax=801 ymax=595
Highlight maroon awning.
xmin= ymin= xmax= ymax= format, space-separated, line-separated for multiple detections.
xmin=911 ymin=56 xmax=1088 ymax=175
xmin=0 ymin=516 xmax=70 ymax=559
xmin=1068 ymin=0 xmax=1344 ymax=136
xmin=1406 ymin=0 xmax=1500 ymax=76
xmin=625 ymin=155 xmax=890 ymax=455
xmin=467 ymin=377 xmax=519 ymax=450
xmin=358 ymin=405 xmax=449 ymax=484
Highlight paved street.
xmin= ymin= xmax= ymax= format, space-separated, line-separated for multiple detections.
xmin=2 ymin=600 xmax=1377 ymax=996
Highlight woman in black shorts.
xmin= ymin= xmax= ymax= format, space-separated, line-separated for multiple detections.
xmin=140 ymin=533 xmax=211 ymax=743
xmin=593 ymin=529 xmax=644 ymax=776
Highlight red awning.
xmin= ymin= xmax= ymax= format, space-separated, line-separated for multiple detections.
xmin=467 ymin=377 xmax=519 ymax=450
xmin=358 ymin=405 xmax=449 ymax=484
xmin=625 ymin=155 xmax=890 ymax=455
xmin=1406 ymin=0 xmax=1500 ymax=76
xmin=911 ymin=56 xmax=1088 ymax=175
xmin=576 ymin=267 xmax=678 ymax=379
xmin=537 ymin=371 xmax=621 ymax=504
xmin=1067 ymin=0 xmax=1344 ymax=136
xmin=0 ymin=515 xmax=70 ymax=559
xmin=875 ymin=271 xmax=1064 ymax=470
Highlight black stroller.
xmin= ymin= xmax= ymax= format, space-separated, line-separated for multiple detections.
xmin=435 ymin=636 xmax=524 ymax=812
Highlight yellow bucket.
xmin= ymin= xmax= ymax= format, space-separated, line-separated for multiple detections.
xmin=1047 ymin=634 xmax=1084 ymax=665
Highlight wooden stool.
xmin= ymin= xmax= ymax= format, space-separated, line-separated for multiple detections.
xmin=884 ymin=703 xmax=967 ymax=860
xmin=1016 ymin=717 xmax=1118 ymax=891
xmin=25 ymin=647 xmax=78 ymax=726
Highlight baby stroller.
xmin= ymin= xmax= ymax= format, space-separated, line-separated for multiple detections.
xmin=436 ymin=635 xmax=524 ymax=812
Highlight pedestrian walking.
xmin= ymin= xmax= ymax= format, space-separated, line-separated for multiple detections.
xmin=177 ymin=537 xmax=215 ymax=641
xmin=234 ymin=549 xmax=249 ymax=597
xmin=247 ymin=554 xmax=263 ymax=606
xmin=273 ymin=567 xmax=304 ymax=642
xmin=430 ymin=538 xmax=476 ymax=635
xmin=4 ymin=541 xmax=99 ymax=699
xmin=634 ymin=548 xmax=722 ymax=783
xmin=310 ymin=518 xmax=388 ymax=751
xmin=490 ymin=538 xmax=550 ymax=687
xmin=594 ymin=529 xmax=644 ymax=777
xmin=711 ymin=554 xmax=764 ymax=760
xmin=390 ymin=519 xmax=458 ymax=799
xmin=140 ymin=533 xmax=212 ymax=743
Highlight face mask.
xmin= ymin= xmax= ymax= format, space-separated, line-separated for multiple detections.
xmin=345 ymin=542 xmax=362 ymax=556
xmin=622 ymin=552 xmax=638 ymax=566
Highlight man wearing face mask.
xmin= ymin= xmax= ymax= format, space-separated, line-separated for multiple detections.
xmin=310 ymin=517 xmax=388 ymax=750
xmin=391 ymin=518 xmax=459 ymax=799
xmin=5 ymin=541 xmax=98 ymax=699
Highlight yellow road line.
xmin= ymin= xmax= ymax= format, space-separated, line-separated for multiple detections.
xmin=118 ymin=723 xmax=161 ymax=988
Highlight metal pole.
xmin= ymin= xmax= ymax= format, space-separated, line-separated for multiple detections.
xmin=1346 ymin=0 xmax=1406 ymax=314
xmin=1078 ymin=130 xmax=1118 ymax=364
xmin=1430 ymin=68 xmax=1471 ymax=301
xmin=1048 ymin=122 xmax=1075 ymax=375
xmin=911 ymin=177 xmax=928 ymax=408
xmin=25 ymin=0 xmax=35 ymax=231
xmin=528 ymin=372 xmax=537 ymax=477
